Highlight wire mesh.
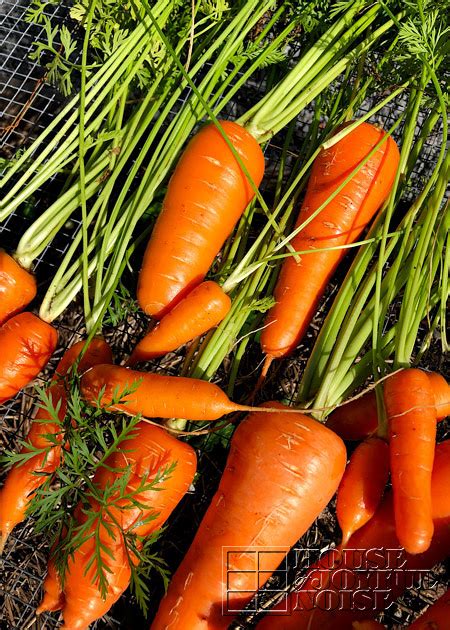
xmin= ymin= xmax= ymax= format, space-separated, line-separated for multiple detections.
xmin=1 ymin=3 xmax=449 ymax=630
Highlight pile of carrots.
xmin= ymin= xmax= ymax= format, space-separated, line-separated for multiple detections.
xmin=0 ymin=116 xmax=448 ymax=630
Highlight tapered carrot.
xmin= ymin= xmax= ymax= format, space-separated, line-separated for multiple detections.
xmin=336 ymin=437 xmax=389 ymax=546
xmin=261 ymin=122 xmax=400 ymax=370
xmin=257 ymin=440 xmax=450 ymax=630
xmin=128 ymin=281 xmax=231 ymax=365
xmin=384 ymin=368 xmax=437 ymax=554
xmin=0 ymin=250 xmax=37 ymax=325
xmin=0 ymin=338 xmax=112 ymax=551
xmin=407 ymin=588 xmax=450 ymax=628
xmin=38 ymin=422 xmax=197 ymax=630
xmin=0 ymin=312 xmax=57 ymax=403
xmin=151 ymin=402 xmax=346 ymax=629
xmin=137 ymin=121 xmax=265 ymax=318
xmin=326 ymin=371 xmax=449 ymax=441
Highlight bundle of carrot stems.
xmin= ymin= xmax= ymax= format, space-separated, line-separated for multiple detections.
xmin=0 ymin=0 xmax=448 ymax=628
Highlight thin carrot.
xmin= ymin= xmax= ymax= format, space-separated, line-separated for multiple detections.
xmin=0 ymin=312 xmax=57 ymax=404
xmin=336 ymin=436 xmax=389 ymax=546
xmin=151 ymin=402 xmax=346 ymax=629
xmin=326 ymin=370 xmax=449 ymax=441
xmin=137 ymin=121 xmax=265 ymax=319
xmin=127 ymin=281 xmax=231 ymax=365
xmin=384 ymin=368 xmax=437 ymax=554
xmin=0 ymin=250 xmax=37 ymax=325
xmin=261 ymin=122 xmax=400 ymax=372
xmin=257 ymin=439 xmax=450 ymax=629
xmin=0 ymin=338 xmax=112 ymax=551
xmin=37 ymin=422 xmax=197 ymax=630
xmin=407 ymin=588 xmax=450 ymax=628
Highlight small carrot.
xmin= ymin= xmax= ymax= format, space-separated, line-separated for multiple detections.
xmin=407 ymin=588 xmax=450 ymax=628
xmin=326 ymin=370 xmax=449 ymax=441
xmin=37 ymin=422 xmax=197 ymax=630
xmin=127 ymin=281 xmax=231 ymax=365
xmin=0 ymin=312 xmax=57 ymax=404
xmin=0 ymin=338 xmax=112 ymax=551
xmin=81 ymin=364 xmax=264 ymax=421
xmin=384 ymin=368 xmax=437 ymax=554
xmin=151 ymin=402 xmax=346 ymax=629
xmin=336 ymin=436 xmax=389 ymax=546
xmin=0 ymin=250 xmax=37 ymax=325
xmin=137 ymin=121 xmax=265 ymax=319
xmin=261 ymin=122 xmax=400 ymax=371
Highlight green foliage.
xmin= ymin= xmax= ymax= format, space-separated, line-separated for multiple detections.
xmin=103 ymin=281 xmax=140 ymax=327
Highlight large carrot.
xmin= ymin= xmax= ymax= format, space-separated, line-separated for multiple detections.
xmin=137 ymin=121 xmax=265 ymax=318
xmin=81 ymin=364 xmax=262 ymax=421
xmin=0 ymin=312 xmax=57 ymax=403
xmin=384 ymin=368 xmax=437 ymax=554
xmin=257 ymin=439 xmax=450 ymax=630
xmin=128 ymin=281 xmax=231 ymax=365
xmin=0 ymin=338 xmax=112 ymax=551
xmin=407 ymin=588 xmax=450 ymax=628
xmin=261 ymin=122 xmax=400 ymax=368
xmin=38 ymin=422 xmax=197 ymax=629
xmin=336 ymin=437 xmax=389 ymax=546
xmin=326 ymin=370 xmax=449 ymax=441
xmin=0 ymin=250 xmax=37 ymax=325
xmin=150 ymin=402 xmax=346 ymax=629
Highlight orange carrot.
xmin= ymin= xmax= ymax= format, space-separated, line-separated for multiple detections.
xmin=336 ymin=437 xmax=389 ymax=546
xmin=128 ymin=281 xmax=231 ymax=365
xmin=38 ymin=422 xmax=197 ymax=630
xmin=0 ymin=338 xmax=112 ymax=551
xmin=352 ymin=622 xmax=386 ymax=630
xmin=0 ymin=250 xmax=37 ymax=325
xmin=384 ymin=369 xmax=437 ymax=554
xmin=326 ymin=371 xmax=449 ymax=441
xmin=137 ymin=121 xmax=265 ymax=318
xmin=151 ymin=402 xmax=346 ymax=630
xmin=257 ymin=440 xmax=450 ymax=630
xmin=407 ymin=588 xmax=450 ymax=628
xmin=81 ymin=364 xmax=257 ymax=421
xmin=261 ymin=122 xmax=400 ymax=368
xmin=0 ymin=312 xmax=57 ymax=403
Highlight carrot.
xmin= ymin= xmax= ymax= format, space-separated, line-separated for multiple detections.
xmin=326 ymin=370 xmax=449 ymax=441
xmin=81 ymin=364 xmax=259 ymax=421
xmin=0 ymin=250 xmax=37 ymax=325
xmin=352 ymin=622 xmax=386 ymax=630
xmin=37 ymin=422 xmax=196 ymax=630
xmin=336 ymin=437 xmax=389 ymax=546
xmin=384 ymin=368 xmax=437 ymax=554
xmin=137 ymin=121 xmax=265 ymax=319
xmin=260 ymin=122 xmax=400 ymax=369
xmin=0 ymin=312 xmax=57 ymax=404
xmin=0 ymin=338 xmax=112 ymax=551
xmin=127 ymin=281 xmax=231 ymax=365
xmin=150 ymin=402 xmax=346 ymax=629
xmin=257 ymin=439 xmax=450 ymax=630
xmin=407 ymin=588 xmax=450 ymax=628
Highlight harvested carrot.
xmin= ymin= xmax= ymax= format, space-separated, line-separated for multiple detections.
xmin=0 ymin=250 xmax=37 ymax=325
xmin=0 ymin=338 xmax=112 ymax=551
xmin=336 ymin=436 xmax=389 ymax=546
xmin=128 ymin=281 xmax=231 ymax=365
xmin=257 ymin=440 xmax=450 ymax=629
xmin=0 ymin=312 xmax=57 ymax=404
xmin=261 ymin=122 xmax=400 ymax=368
xmin=81 ymin=364 xmax=258 ymax=421
xmin=151 ymin=402 xmax=346 ymax=629
xmin=407 ymin=588 xmax=450 ymax=628
xmin=38 ymin=422 xmax=196 ymax=630
xmin=384 ymin=368 xmax=437 ymax=554
xmin=137 ymin=121 xmax=265 ymax=318
xmin=326 ymin=370 xmax=449 ymax=441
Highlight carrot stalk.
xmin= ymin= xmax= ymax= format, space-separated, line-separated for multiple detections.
xmin=127 ymin=281 xmax=231 ymax=365
xmin=0 ymin=251 xmax=37 ymax=325
xmin=151 ymin=402 xmax=346 ymax=629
